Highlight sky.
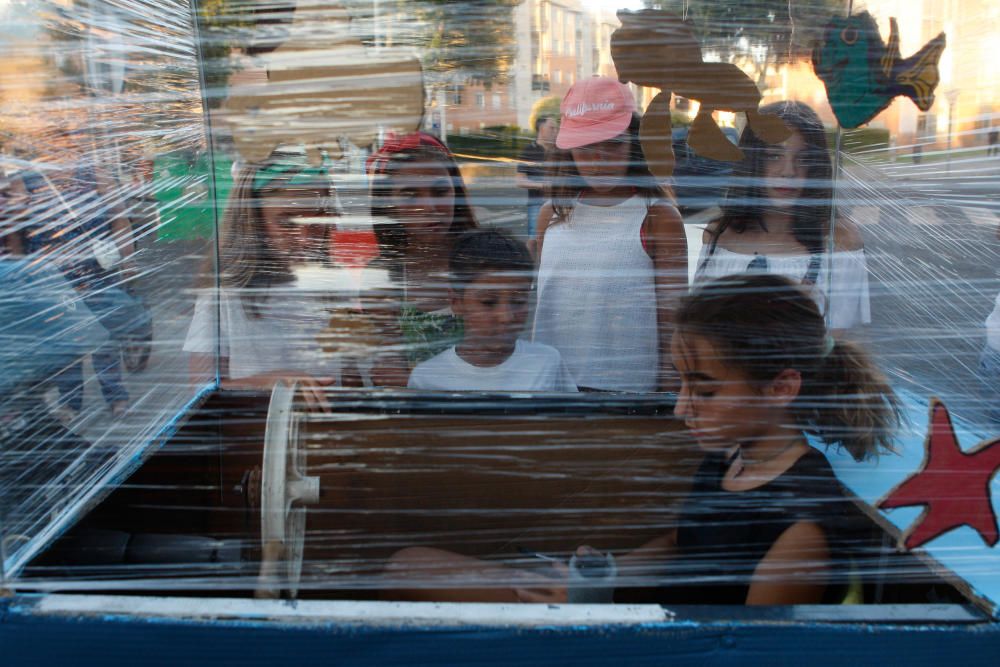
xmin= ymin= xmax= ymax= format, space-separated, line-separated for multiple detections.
xmin=590 ymin=0 xmax=647 ymax=12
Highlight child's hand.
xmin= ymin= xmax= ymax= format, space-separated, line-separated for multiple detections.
xmin=514 ymin=545 xmax=606 ymax=604
xmin=514 ymin=559 xmax=569 ymax=603
xmin=293 ymin=374 xmax=335 ymax=412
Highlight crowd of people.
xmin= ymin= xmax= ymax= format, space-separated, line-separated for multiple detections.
xmin=171 ymin=76 xmax=930 ymax=606
xmin=4 ymin=74 xmax=994 ymax=606
xmin=1 ymin=154 xmax=151 ymax=421
xmin=185 ymin=78 xmax=885 ymax=400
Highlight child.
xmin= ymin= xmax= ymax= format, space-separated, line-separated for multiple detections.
xmin=521 ymin=273 xmax=901 ymax=605
xmin=515 ymin=115 xmax=558 ymax=245
xmin=695 ymin=100 xmax=870 ymax=332
xmin=364 ymin=132 xmax=478 ymax=385
xmin=183 ymin=151 xmax=339 ymax=410
xmin=392 ymin=273 xmax=900 ymax=604
xmin=532 ymin=76 xmax=687 ymax=392
xmin=407 ymin=230 xmax=576 ymax=391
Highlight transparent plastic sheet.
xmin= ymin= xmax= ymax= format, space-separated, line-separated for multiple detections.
xmin=0 ymin=0 xmax=215 ymax=576
xmin=0 ymin=0 xmax=998 ymax=617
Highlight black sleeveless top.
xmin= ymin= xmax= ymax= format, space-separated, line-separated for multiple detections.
xmin=656 ymin=447 xmax=857 ymax=605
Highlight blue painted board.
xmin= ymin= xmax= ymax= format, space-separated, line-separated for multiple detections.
xmin=826 ymin=389 xmax=1000 ymax=616
xmin=3 ymin=595 xmax=1000 ymax=667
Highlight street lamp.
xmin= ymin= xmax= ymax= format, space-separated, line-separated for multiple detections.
xmin=945 ymin=88 xmax=959 ymax=173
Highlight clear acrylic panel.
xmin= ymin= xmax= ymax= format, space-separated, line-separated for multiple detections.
xmin=2 ymin=0 xmax=998 ymax=616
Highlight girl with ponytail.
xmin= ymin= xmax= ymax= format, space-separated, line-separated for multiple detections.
xmin=519 ymin=273 xmax=901 ymax=606
xmin=673 ymin=272 xmax=899 ymax=463
xmin=392 ymin=273 xmax=900 ymax=605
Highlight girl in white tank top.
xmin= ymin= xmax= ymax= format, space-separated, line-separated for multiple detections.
xmin=532 ymin=78 xmax=687 ymax=392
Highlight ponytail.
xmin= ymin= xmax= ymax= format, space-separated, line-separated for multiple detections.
xmin=798 ymin=338 xmax=901 ymax=461
xmin=678 ymin=274 xmax=901 ymax=462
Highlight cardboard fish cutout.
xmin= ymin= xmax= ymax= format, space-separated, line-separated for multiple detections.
xmin=611 ymin=9 xmax=792 ymax=179
xmin=878 ymin=399 xmax=1000 ymax=551
xmin=813 ymin=11 xmax=946 ymax=129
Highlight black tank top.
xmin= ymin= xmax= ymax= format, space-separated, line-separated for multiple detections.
xmin=657 ymin=447 xmax=857 ymax=605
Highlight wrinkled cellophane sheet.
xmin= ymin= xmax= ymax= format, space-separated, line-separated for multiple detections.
xmin=1 ymin=0 xmax=998 ymax=614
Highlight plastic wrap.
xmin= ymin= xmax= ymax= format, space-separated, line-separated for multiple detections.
xmin=0 ymin=0 xmax=214 ymax=578
xmin=1 ymin=0 xmax=998 ymax=617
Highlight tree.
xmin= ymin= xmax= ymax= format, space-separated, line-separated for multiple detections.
xmin=642 ymin=0 xmax=844 ymax=84
xmin=196 ymin=0 xmax=260 ymax=108
xmin=404 ymin=0 xmax=520 ymax=84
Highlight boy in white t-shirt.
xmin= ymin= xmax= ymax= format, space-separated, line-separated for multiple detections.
xmin=408 ymin=230 xmax=577 ymax=391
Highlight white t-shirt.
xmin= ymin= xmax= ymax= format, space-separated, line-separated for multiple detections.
xmin=183 ymin=288 xmax=342 ymax=381
xmin=407 ymin=340 xmax=578 ymax=392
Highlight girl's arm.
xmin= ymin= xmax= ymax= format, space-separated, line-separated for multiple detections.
xmin=615 ymin=529 xmax=678 ymax=579
xmin=644 ymin=202 xmax=688 ymax=391
xmin=515 ymin=170 xmax=546 ymax=192
xmin=515 ymin=530 xmax=678 ymax=604
xmin=531 ymin=201 xmax=556 ymax=262
xmin=832 ymin=217 xmax=864 ymax=252
xmin=188 ymin=352 xmax=333 ymax=411
xmin=220 ymin=370 xmax=334 ymax=412
xmin=745 ymin=521 xmax=831 ymax=605
xmin=360 ymin=288 xmax=412 ymax=388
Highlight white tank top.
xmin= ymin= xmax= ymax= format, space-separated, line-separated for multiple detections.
xmin=533 ymin=195 xmax=658 ymax=392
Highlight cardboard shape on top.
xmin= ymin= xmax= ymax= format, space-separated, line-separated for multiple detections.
xmin=221 ymin=1 xmax=424 ymax=164
xmin=812 ymin=11 xmax=946 ymax=129
xmin=611 ymin=9 xmax=791 ymax=178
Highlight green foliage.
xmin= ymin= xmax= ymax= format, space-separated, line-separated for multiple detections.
xmin=446 ymin=125 xmax=531 ymax=160
xmin=406 ymin=0 xmax=519 ymax=84
xmin=642 ymin=0 xmax=843 ymax=67
xmin=828 ymin=127 xmax=890 ymax=153
xmin=195 ymin=0 xmax=257 ymax=109
xmin=671 ymin=109 xmax=692 ymax=128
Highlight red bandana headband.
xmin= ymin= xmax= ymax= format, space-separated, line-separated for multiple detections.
xmin=365 ymin=132 xmax=453 ymax=177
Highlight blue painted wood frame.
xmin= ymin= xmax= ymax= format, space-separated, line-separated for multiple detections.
xmin=2 ymin=595 xmax=999 ymax=667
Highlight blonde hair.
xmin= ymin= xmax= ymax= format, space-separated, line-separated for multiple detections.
xmin=205 ymin=158 xmax=327 ymax=317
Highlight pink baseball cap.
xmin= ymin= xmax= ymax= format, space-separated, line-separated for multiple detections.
xmin=556 ymin=76 xmax=637 ymax=150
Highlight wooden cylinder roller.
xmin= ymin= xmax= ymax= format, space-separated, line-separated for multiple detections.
xmin=252 ymin=387 xmax=698 ymax=599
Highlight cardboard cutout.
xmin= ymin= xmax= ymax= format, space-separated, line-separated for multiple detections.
xmin=610 ymin=9 xmax=791 ymax=178
xmin=878 ymin=399 xmax=1000 ymax=551
xmin=813 ymin=12 xmax=946 ymax=129
xmin=221 ymin=1 xmax=424 ymax=164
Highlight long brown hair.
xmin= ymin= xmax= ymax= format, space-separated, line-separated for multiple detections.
xmin=713 ymin=100 xmax=833 ymax=254
xmin=213 ymin=157 xmax=330 ymax=317
xmin=367 ymin=134 xmax=477 ymax=280
xmin=549 ymin=112 xmax=667 ymax=224
xmin=676 ymin=273 xmax=900 ymax=461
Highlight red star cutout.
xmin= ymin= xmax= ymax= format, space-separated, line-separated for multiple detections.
xmin=878 ymin=399 xmax=1000 ymax=550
